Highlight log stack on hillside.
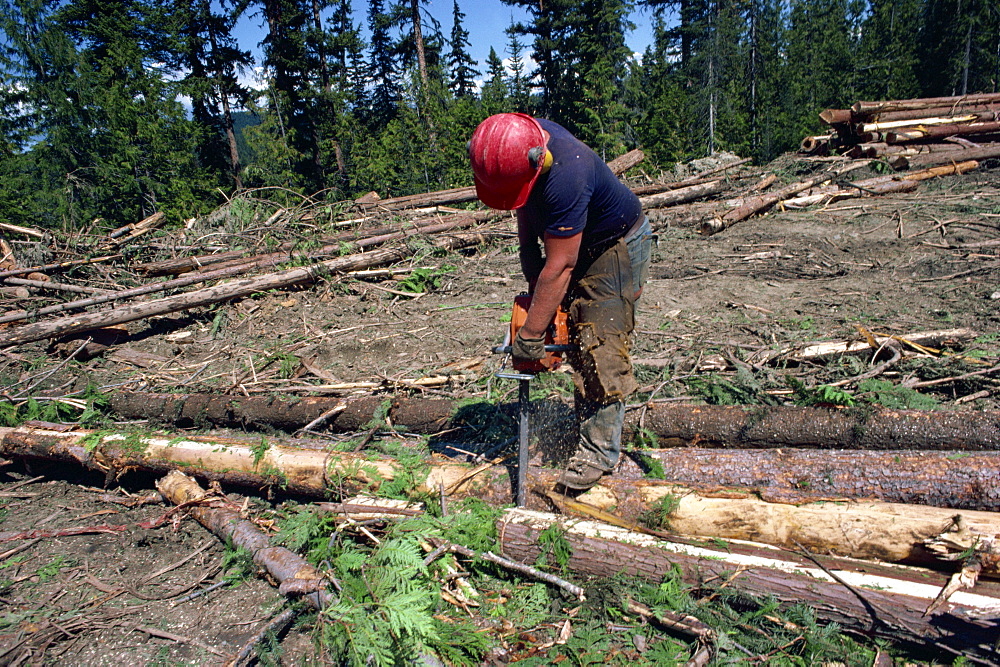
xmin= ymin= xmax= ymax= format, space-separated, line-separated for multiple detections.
xmin=802 ymin=93 xmax=1000 ymax=168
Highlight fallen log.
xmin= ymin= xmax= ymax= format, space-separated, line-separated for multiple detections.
xmin=104 ymin=390 xmax=1000 ymax=451
xmin=904 ymin=142 xmax=1000 ymax=169
xmin=5 ymin=424 xmax=1000 ymax=571
xmin=853 ymin=93 xmax=1000 ymax=115
xmin=0 ymin=255 xmax=121 ymax=281
xmin=638 ymin=180 xmax=726 ymax=209
xmin=887 ymin=122 xmax=1000 ymax=143
xmin=699 ymin=162 xmax=866 ymax=235
xmin=746 ymin=326 xmax=976 ymax=365
xmin=156 ymin=470 xmax=334 ymax=609
xmin=0 ymin=232 xmax=490 ymax=347
xmin=3 ymin=277 xmax=116 ymax=296
xmin=0 ymin=222 xmax=47 ymax=239
xmin=866 ymin=103 xmax=1000 ymax=124
xmin=630 ymin=447 xmax=1000 ymax=511
xmin=497 ymin=509 xmax=1000 ymax=665
xmin=779 ymin=178 xmax=918 ymax=208
xmin=136 ymin=211 xmax=494 ymax=277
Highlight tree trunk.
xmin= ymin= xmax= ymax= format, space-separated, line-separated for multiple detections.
xmin=638 ymin=180 xmax=726 ymax=209
xmin=497 ymin=509 xmax=1000 ymax=665
xmin=0 ymin=233 xmax=488 ymax=347
xmin=852 ymin=93 xmax=1000 ymax=114
xmin=104 ymin=391 xmax=1000 ymax=451
xmin=903 ymin=143 xmax=1000 ymax=168
xmin=699 ymin=163 xmax=866 ymax=235
xmin=631 ymin=447 xmax=1000 ymax=511
xmin=5 ymin=424 xmax=1000 ymax=571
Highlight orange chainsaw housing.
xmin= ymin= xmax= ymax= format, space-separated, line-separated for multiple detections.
xmin=510 ymin=294 xmax=570 ymax=373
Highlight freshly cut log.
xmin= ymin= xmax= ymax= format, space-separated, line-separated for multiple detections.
xmin=104 ymin=390 xmax=1000 ymax=451
xmin=157 ymin=471 xmax=334 ymax=609
xmin=631 ymin=447 xmax=1000 ymax=511
xmin=818 ymin=109 xmax=853 ymax=125
xmin=5 ymin=424 xmax=1000 ymax=570
xmin=497 ymin=509 xmax=1000 ymax=665
xmin=747 ymin=326 xmax=976 ymax=364
xmin=799 ymin=135 xmax=832 ymax=154
xmin=886 ymin=121 xmax=1000 ymax=143
xmin=860 ymin=114 xmax=980 ymax=133
xmin=868 ymin=104 xmax=1000 ymax=123
xmin=0 ymin=232 xmax=489 ymax=347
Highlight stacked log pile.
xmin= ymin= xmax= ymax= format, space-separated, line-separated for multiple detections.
xmin=802 ymin=92 xmax=1000 ymax=168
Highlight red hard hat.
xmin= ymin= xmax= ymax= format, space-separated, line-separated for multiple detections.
xmin=468 ymin=113 xmax=547 ymax=210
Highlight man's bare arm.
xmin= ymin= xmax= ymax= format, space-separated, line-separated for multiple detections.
xmin=519 ymin=232 xmax=581 ymax=339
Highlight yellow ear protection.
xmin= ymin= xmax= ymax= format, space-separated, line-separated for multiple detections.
xmin=527 ymin=146 xmax=553 ymax=173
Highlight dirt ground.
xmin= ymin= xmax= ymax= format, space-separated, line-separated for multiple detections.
xmin=1 ymin=156 xmax=999 ymax=664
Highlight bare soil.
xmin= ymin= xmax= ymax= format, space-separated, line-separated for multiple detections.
xmin=1 ymin=157 xmax=999 ymax=664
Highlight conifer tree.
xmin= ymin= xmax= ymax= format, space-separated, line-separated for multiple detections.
xmin=447 ymin=0 xmax=479 ymax=98
xmin=479 ymin=46 xmax=510 ymax=116
xmin=505 ymin=27 xmax=530 ymax=111
xmin=367 ymin=0 xmax=400 ymax=126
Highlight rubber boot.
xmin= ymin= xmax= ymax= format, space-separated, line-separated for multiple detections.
xmin=557 ymin=398 xmax=624 ymax=492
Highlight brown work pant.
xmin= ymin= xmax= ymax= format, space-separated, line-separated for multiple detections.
xmin=566 ymin=238 xmax=638 ymax=406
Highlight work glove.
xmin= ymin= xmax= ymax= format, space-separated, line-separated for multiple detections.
xmin=512 ymin=330 xmax=546 ymax=362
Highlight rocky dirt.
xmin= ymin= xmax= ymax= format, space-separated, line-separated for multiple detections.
xmin=1 ymin=156 xmax=999 ymax=664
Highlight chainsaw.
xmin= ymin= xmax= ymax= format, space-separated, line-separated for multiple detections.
xmin=493 ymin=294 xmax=575 ymax=506
xmin=496 ymin=294 xmax=572 ymax=372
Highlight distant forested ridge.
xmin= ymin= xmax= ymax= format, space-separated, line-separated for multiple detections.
xmin=0 ymin=0 xmax=997 ymax=230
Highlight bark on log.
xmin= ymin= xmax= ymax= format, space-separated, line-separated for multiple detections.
xmin=778 ymin=178 xmax=918 ymax=208
xmin=497 ymin=509 xmax=1000 ymax=665
xmin=637 ymin=403 xmax=1000 ymax=450
xmin=699 ymin=163 xmax=866 ymax=235
xmin=105 ymin=390 xmax=1000 ymax=451
xmin=905 ymin=142 xmax=1000 ymax=168
xmin=3 ymin=277 xmax=115 ymax=296
xmin=0 ymin=232 xmax=489 ymax=347
xmin=156 ymin=470 xmax=334 ymax=609
xmin=5 ymin=424 xmax=1000 ymax=571
xmin=886 ymin=122 xmax=1000 ymax=143
xmin=631 ymin=448 xmax=1000 ymax=510
xmin=853 ymin=93 xmax=1000 ymax=115
xmin=818 ymin=109 xmax=853 ymax=125
xmin=638 ymin=180 xmax=726 ymax=209
xmin=867 ymin=104 xmax=1000 ymax=124
xmin=137 ymin=211 xmax=494 ymax=277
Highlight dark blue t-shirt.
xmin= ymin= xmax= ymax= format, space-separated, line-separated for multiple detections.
xmin=518 ymin=119 xmax=642 ymax=251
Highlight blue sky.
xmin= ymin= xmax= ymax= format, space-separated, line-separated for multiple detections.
xmin=232 ymin=0 xmax=660 ymax=85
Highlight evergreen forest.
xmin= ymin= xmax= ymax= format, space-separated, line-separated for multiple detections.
xmin=1 ymin=0 xmax=998 ymax=231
